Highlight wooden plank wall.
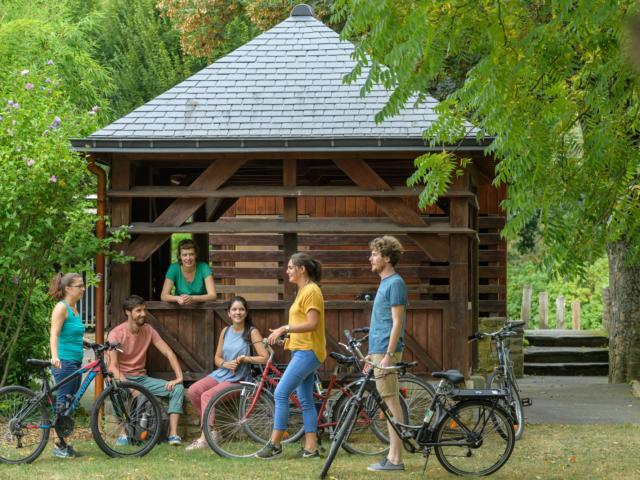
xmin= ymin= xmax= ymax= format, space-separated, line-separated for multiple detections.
xmin=144 ymin=303 xmax=442 ymax=379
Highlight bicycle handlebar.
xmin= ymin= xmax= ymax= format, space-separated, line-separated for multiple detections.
xmin=468 ymin=320 xmax=525 ymax=343
xmin=83 ymin=340 xmax=122 ymax=353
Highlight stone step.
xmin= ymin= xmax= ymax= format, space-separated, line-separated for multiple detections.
xmin=525 ymin=329 xmax=608 ymax=348
xmin=524 ymin=346 xmax=609 ymax=363
xmin=524 ymin=362 xmax=609 ymax=376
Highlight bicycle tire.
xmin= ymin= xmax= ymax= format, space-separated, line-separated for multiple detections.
xmin=320 ymin=397 xmax=359 ymax=479
xmin=333 ymin=381 xmax=409 ymax=456
xmin=398 ymin=373 xmax=436 ymax=428
xmin=487 ymin=371 xmax=524 ymax=440
xmin=203 ymin=383 xmax=275 ymax=458
xmin=91 ymin=380 xmax=162 ymax=457
xmin=0 ymin=385 xmax=49 ymax=464
xmin=434 ymin=400 xmax=515 ymax=476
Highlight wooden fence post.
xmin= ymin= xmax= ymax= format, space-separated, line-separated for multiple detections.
xmin=539 ymin=292 xmax=549 ymax=329
xmin=571 ymin=300 xmax=581 ymax=330
xmin=556 ymin=295 xmax=565 ymax=329
xmin=521 ymin=285 xmax=532 ymax=327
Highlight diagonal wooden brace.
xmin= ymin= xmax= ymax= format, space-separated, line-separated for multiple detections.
xmin=124 ymin=158 xmax=247 ymax=261
xmin=333 ymin=158 xmax=450 ymax=260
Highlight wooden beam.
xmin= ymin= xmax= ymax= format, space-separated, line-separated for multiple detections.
xmin=109 ymin=158 xmax=131 ymax=328
xmin=122 ymin=219 xmax=476 ymax=235
xmin=124 ymin=158 xmax=247 ymax=261
xmin=145 ymin=311 xmax=205 ymax=372
xmin=403 ymin=331 xmax=440 ymax=372
xmin=108 ymin=185 xmax=475 ymax=198
xmin=144 ymin=299 xmax=451 ymax=310
xmin=406 ymin=233 xmax=449 ymax=262
xmin=214 ymin=284 xmax=450 ymax=294
xmin=283 ymin=158 xmax=297 ymax=300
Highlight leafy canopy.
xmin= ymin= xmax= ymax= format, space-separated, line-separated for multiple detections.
xmin=334 ymin=0 xmax=640 ymax=275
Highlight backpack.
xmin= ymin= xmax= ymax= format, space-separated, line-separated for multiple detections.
xmin=130 ymin=396 xmax=169 ymax=443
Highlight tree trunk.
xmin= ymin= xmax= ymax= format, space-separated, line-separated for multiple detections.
xmin=607 ymin=240 xmax=640 ymax=383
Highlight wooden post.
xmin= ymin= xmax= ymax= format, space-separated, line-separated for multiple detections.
xmin=282 ymin=158 xmax=297 ymax=301
xmin=556 ymin=295 xmax=565 ymax=329
xmin=571 ymin=300 xmax=581 ymax=330
xmin=602 ymin=286 xmax=610 ymax=332
xmin=521 ymin=285 xmax=532 ymax=327
xmin=539 ymin=292 xmax=549 ymax=329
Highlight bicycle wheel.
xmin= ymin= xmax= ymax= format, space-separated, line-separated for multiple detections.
xmin=203 ymin=383 xmax=275 ymax=458
xmin=487 ymin=371 xmax=524 ymax=440
xmin=333 ymin=381 xmax=409 ymax=456
xmin=0 ymin=386 xmax=49 ymax=464
xmin=91 ymin=380 xmax=162 ymax=457
xmin=434 ymin=400 xmax=515 ymax=476
xmin=398 ymin=373 xmax=436 ymax=427
xmin=320 ymin=397 xmax=359 ymax=479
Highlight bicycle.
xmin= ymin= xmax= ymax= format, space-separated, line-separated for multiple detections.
xmin=202 ymin=334 xmax=410 ymax=458
xmin=0 ymin=340 xmax=163 ymax=464
xmin=321 ymin=329 xmax=516 ymax=478
xmin=469 ymin=320 xmax=531 ymax=440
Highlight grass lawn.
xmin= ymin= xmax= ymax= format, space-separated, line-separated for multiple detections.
xmin=2 ymin=424 xmax=639 ymax=479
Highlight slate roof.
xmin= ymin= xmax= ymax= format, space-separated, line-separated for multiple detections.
xmin=73 ymin=4 xmax=483 ymax=153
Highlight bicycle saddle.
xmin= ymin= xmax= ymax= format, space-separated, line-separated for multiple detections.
xmin=432 ymin=370 xmax=465 ymax=384
xmin=27 ymin=359 xmax=52 ymax=368
xmin=329 ymin=352 xmax=357 ymax=365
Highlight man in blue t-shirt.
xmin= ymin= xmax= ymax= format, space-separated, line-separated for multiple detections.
xmin=367 ymin=235 xmax=408 ymax=472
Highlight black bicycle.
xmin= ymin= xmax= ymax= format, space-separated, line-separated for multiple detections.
xmin=321 ymin=330 xmax=516 ymax=478
xmin=469 ymin=320 xmax=531 ymax=440
xmin=0 ymin=340 xmax=163 ymax=464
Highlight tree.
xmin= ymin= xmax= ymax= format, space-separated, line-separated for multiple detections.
xmin=155 ymin=0 xmax=336 ymax=60
xmin=0 ymin=2 xmax=126 ymax=385
xmin=95 ymin=0 xmax=205 ymax=119
xmin=333 ymin=0 xmax=640 ymax=382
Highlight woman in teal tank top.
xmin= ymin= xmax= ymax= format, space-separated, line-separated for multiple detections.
xmin=48 ymin=272 xmax=86 ymax=459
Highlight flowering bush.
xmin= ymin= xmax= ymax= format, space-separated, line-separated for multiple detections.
xmin=0 ymin=61 xmax=126 ymax=385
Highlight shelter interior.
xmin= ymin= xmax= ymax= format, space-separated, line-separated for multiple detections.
xmin=102 ymin=151 xmax=506 ymax=381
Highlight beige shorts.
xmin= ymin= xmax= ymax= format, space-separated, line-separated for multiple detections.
xmin=370 ymin=352 xmax=403 ymax=398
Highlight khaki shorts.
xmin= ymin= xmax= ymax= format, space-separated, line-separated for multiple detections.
xmin=370 ymin=352 xmax=403 ymax=398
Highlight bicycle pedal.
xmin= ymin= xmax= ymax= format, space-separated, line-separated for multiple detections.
xmin=522 ymin=398 xmax=532 ymax=407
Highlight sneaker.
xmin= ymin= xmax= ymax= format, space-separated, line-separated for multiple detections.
xmin=52 ymin=445 xmax=74 ymax=459
xmin=115 ymin=435 xmax=129 ymax=446
xmin=186 ymin=438 xmax=207 ymax=451
xmin=168 ymin=435 xmax=182 ymax=446
xmin=368 ymin=458 xmax=405 ymax=471
xmin=255 ymin=441 xmax=283 ymax=459
xmin=296 ymin=448 xmax=321 ymax=458
xmin=65 ymin=444 xmax=82 ymax=457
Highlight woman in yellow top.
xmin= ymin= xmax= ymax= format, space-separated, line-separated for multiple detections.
xmin=256 ymin=252 xmax=326 ymax=459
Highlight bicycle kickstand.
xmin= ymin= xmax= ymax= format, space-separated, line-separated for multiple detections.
xmin=421 ymin=447 xmax=432 ymax=474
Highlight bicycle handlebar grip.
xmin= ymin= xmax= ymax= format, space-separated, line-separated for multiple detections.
xmin=343 ymin=329 xmax=354 ymax=343
xmin=352 ymin=327 xmax=370 ymax=334
xmin=83 ymin=340 xmax=94 ymax=349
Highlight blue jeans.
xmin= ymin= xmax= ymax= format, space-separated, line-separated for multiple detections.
xmin=274 ymin=350 xmax=320 ymax=433
xmin=51 ymin=360 xmax=82 ymax=411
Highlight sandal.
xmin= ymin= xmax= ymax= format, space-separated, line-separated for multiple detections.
xmin=185 ymin=438 xmax=207 ymax=451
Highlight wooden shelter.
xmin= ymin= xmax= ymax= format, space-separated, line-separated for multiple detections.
xmin=73 ymin=4 xmax=506 ymax=381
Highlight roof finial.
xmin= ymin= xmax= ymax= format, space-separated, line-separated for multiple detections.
xmin=291 ymin=4 xmax=314 ymax=17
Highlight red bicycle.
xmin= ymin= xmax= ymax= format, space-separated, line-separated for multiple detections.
xmin=202 ymin=332 xmax=411 ymax=458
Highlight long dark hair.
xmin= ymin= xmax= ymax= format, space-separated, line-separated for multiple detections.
xmin=227 ymin=295 xmax=254 ymax=344
xmin=290 ymin=252 xmax=322 ymax=283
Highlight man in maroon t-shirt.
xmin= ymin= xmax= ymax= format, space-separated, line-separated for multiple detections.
xmin=108 ymin=295 xmax=184 ymax=445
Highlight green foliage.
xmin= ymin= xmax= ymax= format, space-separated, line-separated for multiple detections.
xmin=0 ymin=61 xmax=127 ymax=386
xmin=334 ymin=0 xmax=640 ymax=277
xmin=95 ymin=0 xmax=205 ymax=119
xmin=0 ymin=1 xmax=112 ymax=113
xmin=507 ymin=244 xmax=609 ymax=330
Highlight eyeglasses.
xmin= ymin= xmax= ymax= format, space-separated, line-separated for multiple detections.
xmin=69 ymin=284 xmax=86 ymax=289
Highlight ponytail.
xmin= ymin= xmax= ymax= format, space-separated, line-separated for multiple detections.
xmin=48 ymin=272 xmax=81 ymax=300
xmin=290 ymin=252 xmax=322 ymax=283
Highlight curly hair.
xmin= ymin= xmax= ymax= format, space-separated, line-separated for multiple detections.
xmin=369 ymin=236 xmax=404 ymax=266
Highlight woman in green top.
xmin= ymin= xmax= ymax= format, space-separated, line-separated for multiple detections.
xmin=161 ymin=239 xmax=217 ymax=304
xmin=48 ymin=271 xmax=86 ymax=459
